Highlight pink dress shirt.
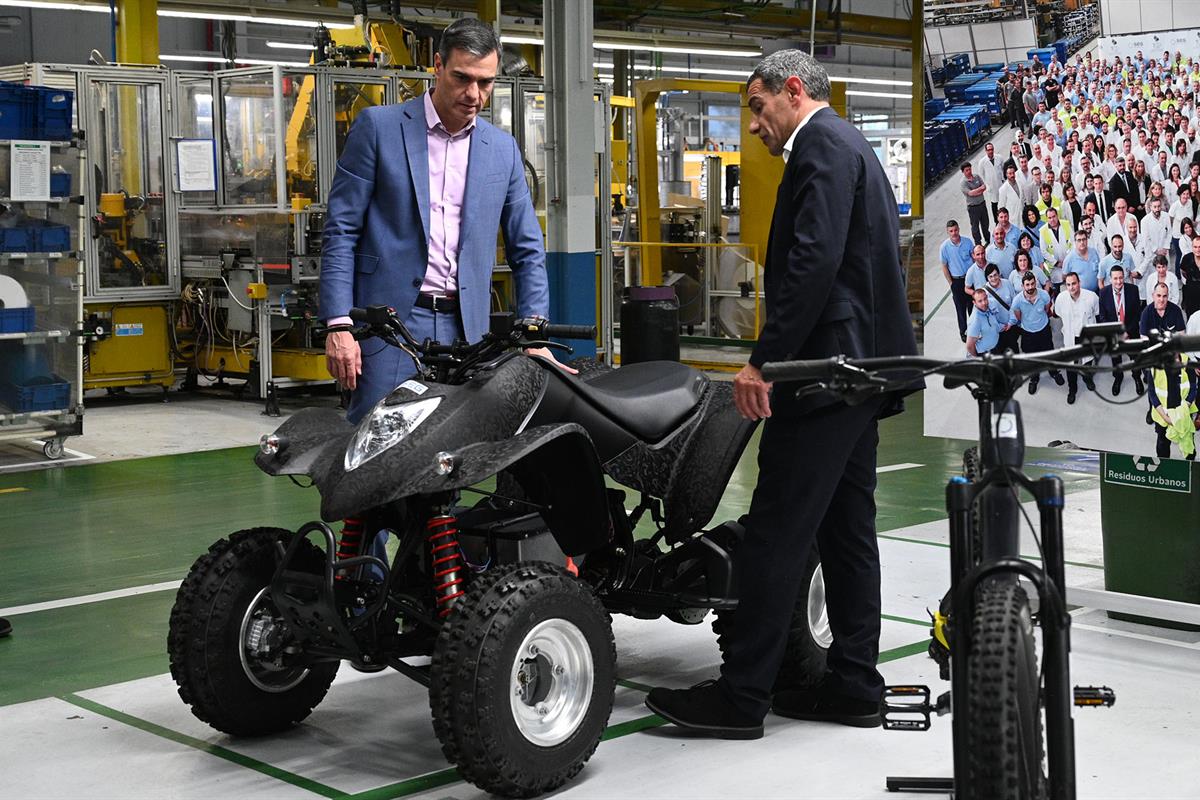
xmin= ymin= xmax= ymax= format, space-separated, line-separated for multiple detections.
xmin=420 ymin=90 xmax=474 ymax=295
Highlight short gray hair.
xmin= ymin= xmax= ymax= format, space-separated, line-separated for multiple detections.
xmin=747 ymin=49 xmax=831 ymax=102
xmin=438 ymin=17 xmax=501 ymax=64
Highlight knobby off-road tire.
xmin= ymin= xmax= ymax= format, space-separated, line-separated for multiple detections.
xmin=713 ymin=545 xmax=829 ymax=691
xmin=430 ymin=562 xmax=616 ymax=798
xmin=168 ymin=528 xmax=339 ymax=736
xmin=965 ymin=578 xmax=1047 ymax=800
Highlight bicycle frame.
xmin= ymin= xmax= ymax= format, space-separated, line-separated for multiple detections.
xmin=947 ymin=393 xmax=1075 ymax=800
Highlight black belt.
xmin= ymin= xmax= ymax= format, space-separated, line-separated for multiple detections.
xmin=416 ymin=292 xmax=459 ymax=312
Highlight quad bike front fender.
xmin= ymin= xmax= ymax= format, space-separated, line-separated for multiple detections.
xmin=254 ymin=408 xmax=353 ymax=477
xmin=320 ymin=423 xmax=611 ymax=556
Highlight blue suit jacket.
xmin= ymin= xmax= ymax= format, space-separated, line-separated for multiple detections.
xmin=320 ymin=95 xmax=549 ymax=345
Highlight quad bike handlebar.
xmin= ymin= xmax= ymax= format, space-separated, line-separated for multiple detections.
xmin=761 ymin=323 xmax=1200 ymax=403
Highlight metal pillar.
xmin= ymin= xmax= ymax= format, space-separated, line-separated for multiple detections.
xmin=116 ymin=0 xmax=159 ymax=65
xmin=544 ymin=0 xmax=597 ymax=357
xmin=911 ymin=0 xmax=923 ymax=217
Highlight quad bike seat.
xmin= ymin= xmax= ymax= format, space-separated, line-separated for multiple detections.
xmin=566 ymin=361 xmax=709 ymax=441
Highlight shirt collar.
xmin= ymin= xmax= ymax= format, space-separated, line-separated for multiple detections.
xmin=424 ymin=90 xmax=476 ymax=137
xmin=782 ymin=105 xmax=827 ymax=164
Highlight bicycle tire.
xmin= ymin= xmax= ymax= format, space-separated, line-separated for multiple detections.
xmin=964 ymin=578 xmax=1048 ymax=800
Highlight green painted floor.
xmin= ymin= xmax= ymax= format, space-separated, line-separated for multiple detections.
xmin=0 ymin=393 xmax=1099 ymax=707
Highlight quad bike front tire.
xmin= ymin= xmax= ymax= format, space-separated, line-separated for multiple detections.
xmin=430 ymin=561 xmax=616 ymax=798
xmin=713 ymin=544 xmax=829 ymax=691
xmin=168 ymin=527 xmax=339 ymax=736
xmin=964 ymin=578 xmax=1048 ymax=800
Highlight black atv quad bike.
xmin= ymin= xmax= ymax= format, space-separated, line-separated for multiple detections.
xmin=167 ymin=307 xmax=830 ymax=797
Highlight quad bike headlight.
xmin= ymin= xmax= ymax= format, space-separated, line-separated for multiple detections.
xmin=345 ymin=396 xmax=442 ymax=472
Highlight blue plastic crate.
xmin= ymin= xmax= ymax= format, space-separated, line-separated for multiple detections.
xmin=33 ymin=223 xmax=70 ymax=252
xmin=0 ymin=81 xmax=35 ymax=140
xmin=33 ymin=86 xmax=72 ymax=140
xmin=0 ymin=226 xmax=34 ymax=252
xmin=1027 ymin=47 xmax=1057 ymax=65
xmin=0 ymin=373 xmax=70 ymax=413
xmin=925 ymin=98 xmax=948 ymax=117
xmin=0 ymin=306 xmax=35 ymax=333
xmin=944 ymin=73 xmax=984 ymax=102
xmin=972 ymin=62 xmax=1005 ymax=73
xmin=50 ymin=172 xmax=70 ymax=197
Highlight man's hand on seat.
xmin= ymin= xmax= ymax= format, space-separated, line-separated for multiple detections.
xmin=733 ymin=363 xmax=772 ymax=420
xmin=326 ymin=331 xmax=362 ymax=390
xmin=525 ymin=346 xmax=580 ymax=374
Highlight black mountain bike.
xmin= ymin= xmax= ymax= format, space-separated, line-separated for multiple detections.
xmin=761 ymin=323 xmax=1200 ymax=800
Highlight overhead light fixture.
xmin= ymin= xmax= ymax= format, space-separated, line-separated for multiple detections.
xmin=0 ymin=0 xmax=107 ymax=12
xmin=594 ymin=60 xmax=911 ymax=87
xmin=830 ymin=76 xmax=913 ymax=87
xmin=503 ymin=34 xmax=760 ymax=58
xmin=158 ymin=9 xmax=353 ymax=28
xmin=0 ymin=1 xmax=354 ymax=27
xmin=266 ymin=41 xmax=316 ymax=51
xmin=845 ymin=90 xmax=913 ymax=99
xmin=161 ymin=54 xmax=311 ymax=67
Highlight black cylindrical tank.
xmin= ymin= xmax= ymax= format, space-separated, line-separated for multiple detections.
xmin=620 ymin=285 xmax=680 ymax=364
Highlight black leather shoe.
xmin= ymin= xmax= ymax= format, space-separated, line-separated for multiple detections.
xmin=1135 ymin=377 xmax=1145 ymax=396
xmin=0 ymin=617 xmax=10 ymax=638
xmin=1112 ymin=377 xmax=1123 ymax=396
xmin=772 ymin=681 xmax=882 ymax=728
xmin=1051 ymin=371 xmax=1066 ymax=386
xmin=645 ymin=679 xmax=764 ymax=739
xmin=1067 ymin=391 xmax=1077 ymax=404
xmin=1028 ymin=379 xmax=1039 ymax=395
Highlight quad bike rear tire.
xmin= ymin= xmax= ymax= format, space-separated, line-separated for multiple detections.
xmin=430 ymin=561 xmax=616 ymax=798
xmin=168 ymin=527 xmax=339 ymax=736
xmin=713 ymin=544 xmax=828 ymax=691
xmin=964 ymin=578 xmax=1047 ymax=800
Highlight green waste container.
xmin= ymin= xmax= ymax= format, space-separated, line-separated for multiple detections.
xmin=1099 ymin=453 xmax=1200 ymax=631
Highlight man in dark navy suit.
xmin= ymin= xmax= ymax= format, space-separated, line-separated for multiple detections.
xmin=646 ymin=49 xmax=918 ymax=739
xmin=1097 ymin=264 xmax=1145 ymax=395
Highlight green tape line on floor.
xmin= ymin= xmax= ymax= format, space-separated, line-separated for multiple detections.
xmin=64 ymin=637 xmax=935 ymax=800
xmin=61 ymin=693 xmax=349 ymax=799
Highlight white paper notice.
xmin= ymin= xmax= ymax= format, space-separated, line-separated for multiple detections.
xmin=10 ymin=141 xmax=50 ymax=201
xmin=176 ymin=139 xmax=217 ymax=192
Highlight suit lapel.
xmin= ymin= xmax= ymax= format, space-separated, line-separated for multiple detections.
xmin=402 ymin=101 xmax=431 ymax=244
xmin=460 ymin=120 xmax=493 ymax=255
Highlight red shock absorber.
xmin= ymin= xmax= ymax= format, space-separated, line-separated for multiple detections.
xmin=335 ymin=517 xmax=364 ymax=581
xmin=428 ymin=512 xmax=466 ymax=617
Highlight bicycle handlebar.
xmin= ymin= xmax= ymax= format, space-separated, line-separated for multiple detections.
xmin=761 ymin=326 xmax=1200 ymax=399
xmin=544 ymin=323 xmax=597 ymax=341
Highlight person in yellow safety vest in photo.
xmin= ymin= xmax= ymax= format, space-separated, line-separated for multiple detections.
xmin=1140 ymin=283 xmax=1198 ymax=459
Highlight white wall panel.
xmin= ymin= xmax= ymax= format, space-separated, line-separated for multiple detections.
xmin=941 ymin=26 xmax=974 ymax=55
xmin=977 ymin=49 xmax=1008 ymax=66
xmin=1104 ymin=0 xmax=1143 ymax=34
xmin=925 ymin=28 xmax=946 ymax=59
xmin=1001 ymin=20 xmax=1036 ymax=49
xmin=1140 ymin=0 xmax=1175 ymax=32
xmin=1174 ymin=0 xmax=1200 ymax=20
xmin=972 ymin=22 xmax=1006 ymax=51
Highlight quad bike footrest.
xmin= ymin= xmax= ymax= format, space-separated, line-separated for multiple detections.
xmin=881 ymin=685 xmax=949 ymax=731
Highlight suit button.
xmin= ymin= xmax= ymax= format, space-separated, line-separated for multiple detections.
xmin=411 ymin=278 xmax=421 ymax=288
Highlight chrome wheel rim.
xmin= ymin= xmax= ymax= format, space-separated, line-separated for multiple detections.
xmin=238 ymin=586 xmax=310 ymax=693
xmin=509 ymin=618 xmax=594 ymax=746
xmin=807 ymin=564 xmax=833 ymax=649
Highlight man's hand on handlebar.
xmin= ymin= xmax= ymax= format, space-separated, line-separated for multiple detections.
xmin=325 ymin=330 xmax=361 ymax=390
xmin=734 ymin=363 xmax=773 ymax=420
xmin=525 ymin=346 xmax=580 ymax=374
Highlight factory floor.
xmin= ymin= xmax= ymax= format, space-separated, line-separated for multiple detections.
xmin=1 ymin=387 xmax=1198 ymax=798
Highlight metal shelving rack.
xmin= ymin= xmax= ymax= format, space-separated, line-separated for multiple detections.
xmin=0 ymin=138 xmax=85 ymax=458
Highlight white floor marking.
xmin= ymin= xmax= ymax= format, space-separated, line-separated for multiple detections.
xmin=0 ymin=580 xmax=181 ymax=617
xmin=877 ymin=462 xmax=923 ymax=473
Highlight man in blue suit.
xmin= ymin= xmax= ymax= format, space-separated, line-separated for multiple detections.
xmin=321 ymin=18 xmax=565 ymax=424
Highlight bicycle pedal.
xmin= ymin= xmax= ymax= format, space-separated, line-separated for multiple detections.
xmin=881 ymin=685 xmax=948 ymax=731
xmin=1073 ymin=685 xmax=1116 ymax=708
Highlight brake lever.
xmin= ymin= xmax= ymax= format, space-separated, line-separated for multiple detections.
xmin=521 ymin=339 xmax=573 ymax=354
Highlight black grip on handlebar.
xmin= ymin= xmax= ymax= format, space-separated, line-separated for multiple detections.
xmin=544 ymin=324 xmax=597 ymax=341
xmin=348 ymin=307 xmax=368 ymax=322
xmin=760 ymin=357 xmax=839 ymax=383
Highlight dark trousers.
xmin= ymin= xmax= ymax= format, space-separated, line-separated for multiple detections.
xmin=950 ymin=276 xmax=970 ymax=337
xmin=1020 ymin=325 xmax=1062 ymax=381
xmin=719 ymin=398 xmax=885 ymax=717
xmin=1067 ymin=370 xmax=1095 ymax=393
xmin=967 ymin=202 xmax=990 ymax=245
xmin=991 ymin=201 xmax=1000 ymax=223
xmin=1110 ymin=354 xmax=1144 ymax=390
xmin=997 ymin=326 xmax=1020 ymax=354
xmin=1155 ymin=422 xmax=1196 ymax=459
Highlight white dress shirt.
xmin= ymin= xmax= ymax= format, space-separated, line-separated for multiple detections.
xmin=978 ymin=154 xmax=1000 ymax=203
xmin=1141 ymin=270 xmax=1181 ymax=305
xmin=1141 ymin=209 xmax=1173 ymax=257
xmin=781 ymin=105 xmax=826 ymax=164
